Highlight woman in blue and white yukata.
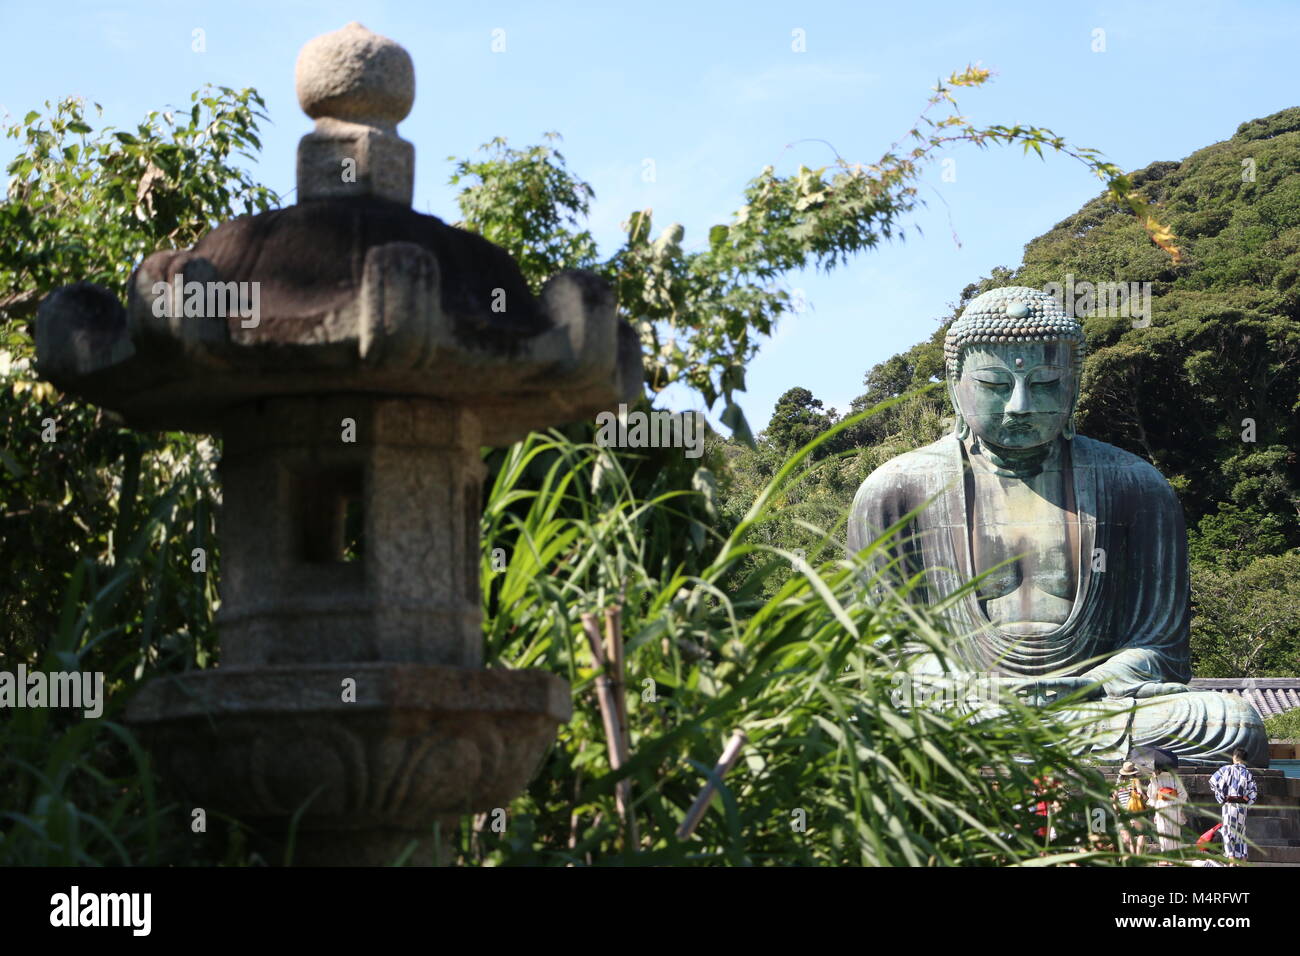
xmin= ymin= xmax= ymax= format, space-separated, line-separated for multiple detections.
xmin=1210 ymin=747 xmax=1258 ymax=864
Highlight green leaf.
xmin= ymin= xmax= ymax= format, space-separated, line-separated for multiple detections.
xmin=721 ymin=365 xmax=745 ymax=394
xmin=691 ymin=467 xmax=718 ymax=520
xmin=720 ymin=402 xmax=755 ymax=448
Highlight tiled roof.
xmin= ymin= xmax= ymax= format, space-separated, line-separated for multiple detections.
xmin=1189 ymin=678 xmax=1300 ymax=719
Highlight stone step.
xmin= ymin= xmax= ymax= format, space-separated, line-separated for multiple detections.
xmin=1192 ymin=843 xmax=1300 ymax=862
xmin=1104 ymin=770 xmax=1300 ymax=806
xmin=1184 ymin=804 xmax=1299 ymax=819
xmin=999 ymin=766 xmax=1300 ymax=853
xmin=1248 ymin=817 xmax=1300 ymax=841
xmin=1180 ymin=811 xmax=1300 ymax=843
xmin=1253 ymin=843 xmax=1300 ymax=864
xmin=1231 ymin=824 xmax=1299 ymax=842
xmin=1175 ymin=775 xmax=1300 ymax=801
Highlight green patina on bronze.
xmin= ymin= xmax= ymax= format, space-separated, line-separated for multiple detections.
xmin=848 ymin=285 xmax=1267 ymax=765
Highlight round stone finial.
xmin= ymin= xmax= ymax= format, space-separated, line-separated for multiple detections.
xmin=295 ymin=22 xmax=414 ymax=128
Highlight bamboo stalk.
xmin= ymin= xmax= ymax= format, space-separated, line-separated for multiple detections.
xmin=676 ymin=729 xmax=748 ymax=841
xmin=604 ymin=604 xmax=630 ymax=759
xmin=581 ymin=609 xmax=637 ymax=845
xmin=604 ymin=603 xmax=638 ymax=845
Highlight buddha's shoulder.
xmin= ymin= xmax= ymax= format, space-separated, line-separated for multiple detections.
xmin=1074 ymin=436 xmax=1176 ymax=492
xmin=1074 ymin=434 xmax=1164 ymax=476
xmin=855 ymin=436 xmax=957 ymax=496
xmin=868 ymin=435 xmax=957 ymax=474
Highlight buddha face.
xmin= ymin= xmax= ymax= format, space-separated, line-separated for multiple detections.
xmin=952 ymin=341 xmax=1077 ymax=450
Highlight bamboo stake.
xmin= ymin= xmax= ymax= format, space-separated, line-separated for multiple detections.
xmin=581 ymin=609 xmax=637 ymax=845
xmin=676 ymin=729 xmax=748 ymax=841
xmin=604 ymin=605 xmax=630 ymax=760
xmin=604 ymin=603 xmax=638 ymax=846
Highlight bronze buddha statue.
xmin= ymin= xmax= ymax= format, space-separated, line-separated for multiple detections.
xmin=848 ymin=286 xmax=1267 ymax=765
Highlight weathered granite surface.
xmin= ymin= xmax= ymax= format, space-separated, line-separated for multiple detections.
xmin=36 ymin=201 xmax=640 ymax=444
xmin=295 ymin=22 xmax=414 ymax=203
xmin=36 ymin=23 xmax=639 ymax=865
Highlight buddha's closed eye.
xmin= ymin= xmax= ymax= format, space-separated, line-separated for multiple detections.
xmin=972 ymin=374 xmax=1061 ymax=389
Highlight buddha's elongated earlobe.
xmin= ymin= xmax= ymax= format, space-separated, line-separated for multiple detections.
xmin=1063 ymin=395 xmax=1078 ymax=440
xmin=948 ymin=378 xmax=969 ymax=439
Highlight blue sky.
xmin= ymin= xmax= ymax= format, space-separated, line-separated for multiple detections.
xmin=3 ymin=0 xmax=1297 ymax=433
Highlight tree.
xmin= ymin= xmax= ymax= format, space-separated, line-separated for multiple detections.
xmin=1 ymin=87 xmax=276 ymax=671
xmin=765 ymin=386 xmax=834 ymax=452
xmin=1191 ymin=553 xmax=1300 ymax=677
xmin=1 ymin=86 xmax=278 ymax=866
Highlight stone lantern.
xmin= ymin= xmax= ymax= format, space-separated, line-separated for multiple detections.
xmin=35 ymin=22 xmax=641 ymax=865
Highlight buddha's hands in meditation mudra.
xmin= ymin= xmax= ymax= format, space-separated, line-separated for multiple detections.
xmin=1001 ymin=673 xmax=1189 ymax=707
xmin=848 ymin=287 xmax=1267 ymax=765
xmin=915 ymin=663 xmax=1187 ymax=710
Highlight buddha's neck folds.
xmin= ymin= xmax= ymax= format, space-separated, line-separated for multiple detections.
xmin=965 ymin=434 xmax=1060 ymax=479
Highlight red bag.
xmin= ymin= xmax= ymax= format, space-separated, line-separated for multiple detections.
xmin=1196 ymin=823 xmax=1223 ymax=849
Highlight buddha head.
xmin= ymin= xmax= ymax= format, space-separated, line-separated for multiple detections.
xmin=944 ymin=287 xmax=1085 ymax=451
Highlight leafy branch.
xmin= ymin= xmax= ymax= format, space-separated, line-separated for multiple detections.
xmin=450 ymin=66 xmax=1181 ymax=444
xmin=1 ymin=86 xmax=279 ymax=330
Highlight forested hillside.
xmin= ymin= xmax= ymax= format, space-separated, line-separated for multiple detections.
xmin=725 ymin=107 xmax=1300 ymax=677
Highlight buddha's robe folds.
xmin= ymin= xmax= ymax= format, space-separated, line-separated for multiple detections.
xmin=847 ymin=433 xmax=1267 ymax=766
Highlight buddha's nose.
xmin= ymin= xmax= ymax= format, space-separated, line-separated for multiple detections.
xmin=1006 ymin=378 xmax=1033 ymax=416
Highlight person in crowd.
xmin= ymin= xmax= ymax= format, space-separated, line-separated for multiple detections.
xmin=1210 ymin=747 xmax=1258 ymax=865
xmin=1111 ymin=761 xmax=1147 ymax=856
xmin=1147 ymin=764 xmax=1188 ymax=862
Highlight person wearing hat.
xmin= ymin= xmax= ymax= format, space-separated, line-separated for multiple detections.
xmin=1112 ymin=762 xmax=1147 ymax=856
